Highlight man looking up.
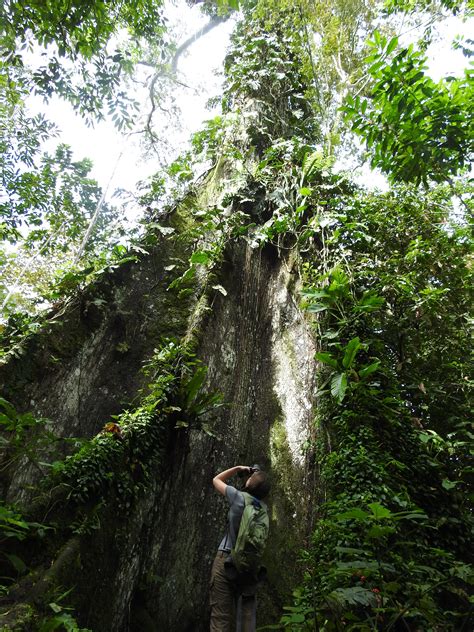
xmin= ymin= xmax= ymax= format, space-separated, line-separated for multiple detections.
xmin=210 ymin=464 xmax=270 ymax=632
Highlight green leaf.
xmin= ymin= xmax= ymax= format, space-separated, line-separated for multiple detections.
xmin=331 ymin=373 xmax=347 ymax=402
xmin=288 ymin=613 xmax=306 ymax=623
xmin=355 ymin=293 xmax=385 ymax=312
xmin=330 ymin=586 xmax=375 ymax=606
xmin=367 ymin=524 xmax=396 ymax=538
xmin=335 ymin=508 xmax=369 ymax=521
xmin=39 ymin=617 xmax=65 ymax=632
xmin=0 ymin=397 xmax=16 ymax=420
xmin=5 ymin=553 xmax=27 ymax=573
xmin=368 ymin=502 xmax=392 ymax=520
xmin=302 ymin=150 xmax=324 ymax=181
xmin=168 ymin=266 xmax=195 ymax=290
xmin=301 ymin=289 xmax=330 ymax=299
xmin=315 ymin=352 xmax=338 ymax=368
xmin=190 ymin=250 xmax=211 ymax=265
xmin=386 ymin=36 xmax=398 ymax=56
xmin=335 ymin=546 xmax=368 ymax=554
xmin=359 ymin=361 xmax=381 ymax=379
xmin=306 ymin=303 xmax=328 ymax=313
xmin=184 ymin=366 xmax=207 ymax=407
xmin=342 ymin=337 xmax=361 ymax=369
xmin=396 ymin=512 xmax=428 ymax=521
xmin=442 ymin=479 xmax=458 ymax=490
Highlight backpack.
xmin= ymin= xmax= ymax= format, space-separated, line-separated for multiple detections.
xmin=231 ymin=492 xmax=269 ymax=576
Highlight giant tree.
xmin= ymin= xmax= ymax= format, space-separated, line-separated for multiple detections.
xmin=0 ymin=1 xmax=471 ymax=630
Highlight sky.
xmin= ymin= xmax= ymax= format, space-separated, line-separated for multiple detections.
xmin=25 ymin=3 xmax=472 ymax=211
xmin=27 ymin=2 xmax=236 ymax=213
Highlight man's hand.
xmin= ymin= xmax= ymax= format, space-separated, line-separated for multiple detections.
xmin=212 ymin=465 xmax=249 ymax=496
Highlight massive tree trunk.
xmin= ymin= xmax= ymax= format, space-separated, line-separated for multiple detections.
xmin=0 ymin=167 xmax=318 ymax=630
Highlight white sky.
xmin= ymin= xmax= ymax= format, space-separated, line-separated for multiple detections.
xmin=26 ymin=2 xmax=236 ymax=209
xmin=25 ymin=4 xmax=472 ymax=205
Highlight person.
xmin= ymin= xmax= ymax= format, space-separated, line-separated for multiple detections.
xmin=210 ymin=464 xmax=271 ymax=632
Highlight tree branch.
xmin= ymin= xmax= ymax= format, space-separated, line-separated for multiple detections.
xmin=144 ymin=16 xmax=226 ymax=140
xmin=171 ymin=16 xmax=225 ymax=74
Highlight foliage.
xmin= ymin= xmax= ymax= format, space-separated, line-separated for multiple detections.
xmin=0 ymin=241 xmax=137 ymax=340
xmin=0 ymin=500 xmax=51 ymax=595
xmin=0 ymin=74 xmax=57 ymax=243
xmin=343 ymin=33 xmax=474 ymax=184
xmin=48 ymin=339 xmax=222 ymax=507
xmin=0 ymin=0 xmax=166 ymax=126
xmin=1 ymin=143 xmax=118 ymax=250
xmin=39 ymin=610 xmax=91 ymax=632
xmin=0 ymin=83 xmax=127 ymax=317
xmin=0 ymin=396 xmax=88 ymax=488
xmin=252 ymin=0 xmax=379 ymax=153
xmin=281 ymin=176 xmax=472 ymax=629
xmin=37 ymin=591 xmax=92 ymax=632
xmin=223 ymin=9 xmax=319 ymax=149
xmin=384 ymin=0 xmax=468 ymax=14
xmin=155 ymin=19 xmax=472 ymax=626
xmin=0 ymin=1 xmax=472 ymax=629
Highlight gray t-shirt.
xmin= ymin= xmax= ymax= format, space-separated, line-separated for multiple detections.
xmin=218 ymin=485 xmax=245 ymax=552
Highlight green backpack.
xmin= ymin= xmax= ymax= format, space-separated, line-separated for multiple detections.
xmin=231 ymin=492 xmax=269 ymax=575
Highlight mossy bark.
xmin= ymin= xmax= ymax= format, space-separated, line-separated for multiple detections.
xmin=0 ymin=220 xmax=318 ymax=630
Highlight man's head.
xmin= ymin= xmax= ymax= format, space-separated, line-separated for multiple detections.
xmin=245 ymin=469 xmax=270 ymax=499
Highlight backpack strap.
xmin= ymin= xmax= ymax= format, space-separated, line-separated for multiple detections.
xmin=241 ymin=491 xmax=267 ymax=512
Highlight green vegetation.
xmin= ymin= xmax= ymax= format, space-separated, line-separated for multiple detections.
xmin=288 ymin=183 xmax=472 ymax=629
xmin=343 ymin=33 xmax=473 ymax=185
xmin=0 ymin=0 xmax=472 ymax=629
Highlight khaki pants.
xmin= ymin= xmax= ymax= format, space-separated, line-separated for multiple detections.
xmin=209 ymin=552 xmax=257 ymax=632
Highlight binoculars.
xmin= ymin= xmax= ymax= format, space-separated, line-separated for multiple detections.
xmin=237 ymin=464 xmax=261 ymax=478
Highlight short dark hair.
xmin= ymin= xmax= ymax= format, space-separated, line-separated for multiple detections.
xmin=246 ymin=470 xmax=270 ymax=499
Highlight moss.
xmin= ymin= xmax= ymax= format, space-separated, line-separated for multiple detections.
xmin=0 ymin=603 xmax=36 ymax=631
xmin=183 ymin=292 xmax=211 ymax=349
xmin=167 ymin=192 xmax=200 ymax=235
xmin=145 ymin=289 xmax=193 ymax=343
xmin=265 ymin=417 xmax=305 ymax=600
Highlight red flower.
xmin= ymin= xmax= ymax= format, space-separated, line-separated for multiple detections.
xmin=371 ymin=588 xmax=380 ymax=593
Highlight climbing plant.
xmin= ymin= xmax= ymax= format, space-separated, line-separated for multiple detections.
xmin=0 ymin=0 xmax=472 ymax=629
xmin=285 ymin=181 xmax=473 ymax=629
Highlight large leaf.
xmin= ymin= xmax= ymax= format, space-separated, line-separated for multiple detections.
xmin=342 ymin=337 xmax=361 ymax=369
xmin=190 ymin=250 xmax=212 ymax=265
xmin=183 ymin=366 xmax=207 ymax=407
xmin=301 ymin=289 xmax=330 ymax=300
xmin=335 ymin=508 xmax=369 ymax=521
xmin=329 ymin=586 xmax=376 ymax=607
xmin=315 ymin=352 xmax=338 ymax=369
xmin=331 ymin=373 xmax=348 ymax=402
xmin=302 ymin=150 xmax=324 ymax=182
xmin=355 ymin=293 xmax=385 ymax=312
xmin=5 ymin=553 xmax=27 ymax=573
xmin=359 ymin=361 xmax=381 ymax=379
xmin=367 ymin=524 xmax=396 ymax=539
xmin=368 ymin=502 xmax=392 ymax=520
xmin=0 ymin=397 xmax=17 ymax=421
xmin=306 ymin=303 xmax=328 ymax=313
